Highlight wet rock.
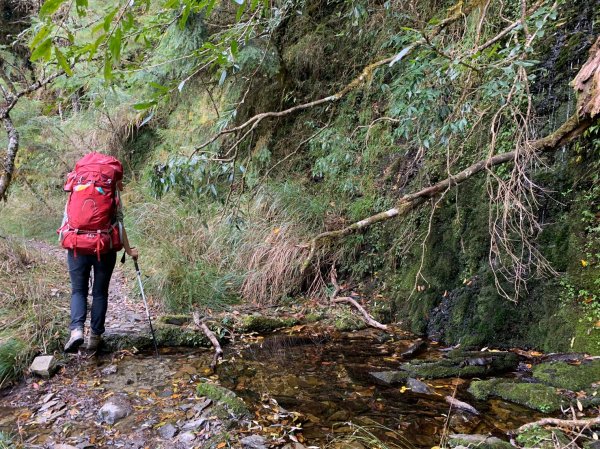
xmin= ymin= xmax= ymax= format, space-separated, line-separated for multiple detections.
xmin=449 ymin=413 xmax=481 ymax=434
xmin=158 ymin=423 xmax=178 ymax=439
xmin=407 ymin=378 xmax=433 ymax=394
xmin=445 ymin=396 xmax=479 ymax=415
xmin=328 ymin=409 xmax=351 ymax=421
xmin=533 ymin=359 xmax=600 ymax=391
xmin=241 ymin=435 xmax=268 ymax=449
xmin=52 ymin=445 xmax=79 ymax=449
xmin=448 ymin=434 xmax=513 ymax=449
xmin=101 ymin=364 xmax=118 ymax=376
xmin=468 ymin=378 xmax=564 ymax=412
xmin=30 ymin=355 xmax=57 ymax=378
xmin=177 ymin=431 xmax=196 ymax=444
xmin=401 ymin=351 xmax=518 ymax=379
xmin=196 ymin=382 xmax=249 ymax=418
xmin=401 ymin=340 xmax=426 ymax=359
xmin=182 ymin=417 xmax=206 ymax=430
xmin=98 ymin=395 xmax=132 ymax=425
xmin=369 ymin=370 xmax=409 ymax=385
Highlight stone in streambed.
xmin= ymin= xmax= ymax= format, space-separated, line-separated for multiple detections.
xmin=30 ymin=355 xmax=57 ymax=378
xmin=448 ymin=434 xmax=513 ymax=449
xmin=468 ymin=378 xmax=564 ymax=413
xmin=401 ymin=339 xmax=426 ymax=359
xmin=158 ymin=423 xmax=178 ymax=439
xmin=407 ymin=378 xmax=433 ymax=394
xmin=177 ymin=431 xmax=196 ymax=444
xmin=401 ymin=351 xmax=518 ymax=379
xmin=369 ymin=370 xmax=409 ymax=385
xmin=241 ymin=435 xmax=268 ymax=449
xmin=98 ymin=395 xmax=132 ymax=425
xmin=533 ymin=359 xmax=600 ymax=391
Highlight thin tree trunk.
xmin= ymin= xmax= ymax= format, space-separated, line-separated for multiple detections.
xmin=0 ymin=113 xmax=19 ymax=201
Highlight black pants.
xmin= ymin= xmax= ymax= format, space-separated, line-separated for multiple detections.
xmin=67 ymin=250 xmax=117 ymax=335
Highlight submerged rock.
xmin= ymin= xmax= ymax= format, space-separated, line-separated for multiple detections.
xmin=30 ymin=355 xmax=57 ymax=378
xmin=401 ymin=340 xmax=426 ymax=359
xmin=468 ymin=378 xmax=564 ymax=412
xmin=407 ymin=378 xmax=433 ymax=394
xmin=369 ymin=370 xmax=409 ymax=385
xmin=98 ymin=395 xmax=132 ymax=425
xmin=448 ymin=434 xmax=513 ymax=449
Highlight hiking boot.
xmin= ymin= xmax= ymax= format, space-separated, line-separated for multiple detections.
xmin=64 ymin=328 xmax=84 ymax=353
xmin=87 ymin=332 xmax=102 ymax=351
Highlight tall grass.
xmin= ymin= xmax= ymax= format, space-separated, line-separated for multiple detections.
xmin=126 ymin=179 xmax=329 ymax=311
xmin=0 ymin=238 xmax=69 ymax=386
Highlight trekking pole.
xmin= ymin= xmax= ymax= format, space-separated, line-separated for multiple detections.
xmin=133 ymin=259 xmax=160 ymax=357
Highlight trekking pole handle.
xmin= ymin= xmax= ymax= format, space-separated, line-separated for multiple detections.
xmin=134 ymin=258 xmax=140 ymax=273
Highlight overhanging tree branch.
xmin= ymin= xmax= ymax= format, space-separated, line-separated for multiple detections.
xmin=300 ymin=112 xmax=594 ymax=272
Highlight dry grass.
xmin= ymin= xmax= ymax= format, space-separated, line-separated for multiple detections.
xmin=0 ymin=238 xmax=69 ymax=385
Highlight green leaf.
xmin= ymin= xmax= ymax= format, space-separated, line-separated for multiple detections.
xmin=109 ymin=26 xmax=122 ymax=62
xmin=104 ymin=54 xmax=113 ymax=80
xmin=39 ymin=0 xmax=67 ymax=17
xmin=54 ymin=46 xmax=72 ymax=76
xmin=75 ymin=0 xmax=88 ymax=16
xmin=149 ymin=81 xmax=169 ymax=93
xmin=103 ymin=7 xmax=119 ymax=32
xmin=218 ymin=69 xmax=227 ymax=86
xmin=235 ymin=3 xmax=245 ymax=21
xmin=30 ymin=26 xmax=51 ymax=49
xmin=133 ymin=101 xmax=157 ymax=110
xmin=179 ymin=3 xmax=191 ymax=30
xmin=230 ymin=40 xmax=238 ymax=58
xmin=30 ymin=38 xmax=53 ymax=62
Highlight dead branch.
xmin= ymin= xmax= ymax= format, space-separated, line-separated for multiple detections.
xmin=301 ymin=112 xmax=594 ymax=272
xmin=330 ymin=268 xmax=388 ymax=331
xmin=445 ymin=395 xmax=480 ymax=415
xmin=518 ymin=417 xmax=600 ymax=433
xmin=192 ymin=311 xmax=223 ymax=371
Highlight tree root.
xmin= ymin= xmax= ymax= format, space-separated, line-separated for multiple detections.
xmin=192 ymin=312 xmax=223 ymax=372
xmin=518 ymin=417 xmax=600 ymax=433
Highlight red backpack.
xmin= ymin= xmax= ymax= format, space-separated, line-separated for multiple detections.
xmin=58 ymin=152 xmax=124 ymax=258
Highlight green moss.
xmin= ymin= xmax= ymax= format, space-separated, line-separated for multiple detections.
xmin=516 ymin=427 xmax=569 ymax=449
xmin=238 ymin=315 xmax=298 ymax=333
xmin=401 ymin=352 xmax=518 ymax=379
xmin=333 ymin=310 xmax=367 ymax=332
xmin=468 ymin=379 xmax=564 ymax=413
xmin=196 ymin=382 xmax=249 ymax=418
xmin=533 ymin=360 xmax=600 ymax=391
xmin=304 ymin=311 xmax=326 ymax=323
xmin=156 ymin=315 xmax=191 ymax=326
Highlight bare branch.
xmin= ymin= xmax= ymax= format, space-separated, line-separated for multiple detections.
xmin=519 ymin=417 xmax=600 ymax=433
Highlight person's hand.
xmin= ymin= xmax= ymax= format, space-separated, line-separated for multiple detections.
xmin=127 ymin=247 xmax=139 ymax=260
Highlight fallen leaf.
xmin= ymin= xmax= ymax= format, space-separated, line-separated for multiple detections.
xmin=577 ymin=399 xmax=583 ymax=412
xmin=581 ymin=260 xmax=589 ymax=267
xmin=217 ymin=443 xmax=227 ymax=448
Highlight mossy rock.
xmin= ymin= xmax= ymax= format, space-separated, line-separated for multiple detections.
xmin=468 ymin=379 xmax=564 ymax=413
xmin=517 ymin=426 xmax=570 ymax=449
xmin=448 ymin=434 xmax=513 ymax=449
xmin=533 ymin=360 xmax=600 ymax=391
xmin=103 ymin=324 xmax=210 ymax=352
xmin=157 ymin=315 xmax=191 ymax=326
xmin=196 ymin=382 xmax=249 ymax=419
xmin=238 ymin=315 xmax=298 ymax=333
xmin=401 ymin=352 xmax=518 ymax=379
xmin=334 ymin=313 xmax=367 ymax=332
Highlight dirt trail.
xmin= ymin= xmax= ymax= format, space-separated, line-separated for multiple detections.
xmin=27 ymin=239 xmax=159 ymax=343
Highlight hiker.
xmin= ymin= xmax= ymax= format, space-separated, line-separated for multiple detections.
xmin=57 ymin=153 xmax=139 ymax=352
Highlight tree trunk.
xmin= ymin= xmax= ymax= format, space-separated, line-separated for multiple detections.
xmin=0 ymin=112 xmax=19 ymax=201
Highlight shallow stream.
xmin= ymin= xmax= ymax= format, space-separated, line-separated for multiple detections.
xmin=0 ymin=328 xmax=548 ymax=448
